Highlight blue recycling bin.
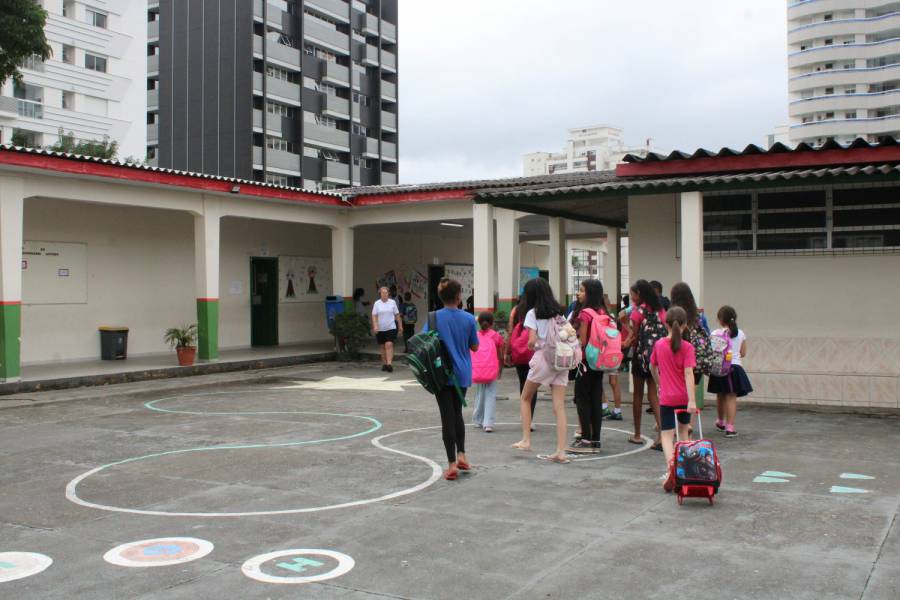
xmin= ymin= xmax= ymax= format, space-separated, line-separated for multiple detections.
xmin=325 ymin=296 xmax=345 ymax=330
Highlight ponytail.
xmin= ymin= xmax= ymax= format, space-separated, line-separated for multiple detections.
xmin=666 ymin=306 xmax=687 ymax=353
xmin=670 ymin=322 xmax=682 ymax=353
xmin=717 ymin=305 xmax=738 ymax=338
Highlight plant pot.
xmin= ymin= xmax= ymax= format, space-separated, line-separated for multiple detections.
xmin=176 ymin=345 xmax=197 ymax=366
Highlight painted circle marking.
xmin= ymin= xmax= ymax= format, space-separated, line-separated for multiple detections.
xmin=241 ymin=549 xmax=354 ymax=584
xmin=103 ymin=537 xmax=213 ymax=567
xmin=0 ymin=552 xmax=52 ymax=583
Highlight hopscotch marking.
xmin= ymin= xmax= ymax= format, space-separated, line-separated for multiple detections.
xmin=759 ymin=471 xmax=796 ymax=478
xmin=533 ymin=427 xmax=653 ymax=462
xmin=840 ymin=473 xmax=875 ymax=480
xmin=273 ymin=377 xmax=418 ymax=392
xmin=103 ymin=538 xmax=214 ymax=568
xmin=830 ymin=486 xmax=870 ymax=494
xmin=65 ymin=391 xmax=441 ymax=517
xmin=753 ymin=476 xmax=791 ymax=484
xmin=0 ymin=553 xmax=52 ymax=583
xmin=242 ymin=549 xmax=354 ymax=584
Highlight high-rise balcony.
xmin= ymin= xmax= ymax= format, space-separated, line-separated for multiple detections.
xmin=252 ymin=146 xmax=301 ymax=173
xmin=354 ymin=11 xmax=379 ymax=36
xmin=306 ymin=123 xmax=349 ymax=149
xmin=0 ymin=96 xmax=17 ymax=118
xmin=148 ymin=54 xmax=159 ymax=75
xmin=382 ymin=21 xmax=397 ymax=42
xmin=321 ymin=60 xmax=349 ymax=85
xmin=253 ymin=36 xmax=302 ymax=69
xmin=252 ymin=71 xmax=302 ymax=104
xmin=382 ymin=50 xmax=397 ymax=71
xmin=322 ymin=94 xmax=350 ymax=118
xmin=788 ymin=13 xmax=900 ymax=46
xmin=323 ymin=160 xmax=350 ymax=182
xmin=789 ymin=64 xmax=900 ymax=93
xmin=788 ymin=0 xmax=877 ymax=20
xmin=790 ymin=89 xmax=900 ymax=117
xmin=147 ymin=123 xmax=158 ymax=143
xmin=362 ymin=136 xmax=379 ymax=156
xmin=253 ymin=109 xmax=284 ymax=135
xmin=382 ymin=111 xmax=397 ymax=130
xmin=789 ymin=38 xmax=900 ymax=69
xmin=147 ymin=89 xmax=158 ymax=109
xmin=253 ymin=0 xmax=286 ymax=29
xmin=355 ymin=43 xmax=378 ymax=66
xmin=790 ymin=114 xmax=900 ymax=139
xmin=148 ymin=19 xmax=159 ymax=40
xmin=381 ymin=171 xmax=397 ymax=185
xmin=382 ymin=141 xmax=397 ymax=160
xmin=307 ymin=0 xmax=350 ymax=22
xmin=16 ymin=99 xmax=43 ymax=119
xmin=381 ymin=81 xmax=397 ymax=100
xmin=305 ymin=19 xmax=349 ymax=54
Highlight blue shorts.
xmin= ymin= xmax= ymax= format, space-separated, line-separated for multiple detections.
xmin=660 ymin=405 xmax=692 ymax=431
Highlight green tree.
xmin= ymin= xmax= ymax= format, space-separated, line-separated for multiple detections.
xmin=0 ymin=0 xmax=53 ymax=87
xmin=48 ymin=129 xmax=118 ymax=159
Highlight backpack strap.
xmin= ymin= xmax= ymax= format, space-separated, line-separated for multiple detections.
xmin=428 ymin=311 xmax=437 ymax=333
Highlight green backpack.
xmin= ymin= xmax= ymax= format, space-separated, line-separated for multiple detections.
xmin=407 ymin=312 xmax=465 ymax=405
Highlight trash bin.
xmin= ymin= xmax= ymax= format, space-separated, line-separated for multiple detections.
xmin=99 ymin=326 xmax=128 ymax=360
xmin=324 ymin=296 xmax=345 ymax=330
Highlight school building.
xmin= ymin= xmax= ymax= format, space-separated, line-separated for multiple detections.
xmin=0 ymin=139 xmax=898 ymax=410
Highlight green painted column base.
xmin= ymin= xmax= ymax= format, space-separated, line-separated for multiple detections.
xmin=496 ymin=298 xmax=516 ymax=317
xmin=343 ymin=297 xmax=354 ymax=313
xmin=0 ymin=302 xmax=21 ymax=380
xmin=196 ymin=298 xmax=219 ymax=361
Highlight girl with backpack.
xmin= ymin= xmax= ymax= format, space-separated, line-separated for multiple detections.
xmin=471 ymin=312 xmax=505 ymax=433
xmin=623 ymin=279 xmax=666 ymax=449
xmin=649 ymin=307 xmax=698 ymax=492
xmin=708 ymin=306 xmax=752 ymax=438
xmin=669 ymin=282 xmax=714 ymax=429
xmin=511 ymin=278 xmax=572 ymax=464
xmin=506 ymin=293 xmax=537 ymax=430
xmin=568 ymin=279 xmax=609 ymax=453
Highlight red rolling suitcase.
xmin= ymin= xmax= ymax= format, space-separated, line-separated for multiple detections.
xmin=671 ymin=410 xmax=722 ymax=506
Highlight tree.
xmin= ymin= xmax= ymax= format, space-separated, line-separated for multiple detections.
xmin=0 ymin=0 xmax=53 ymax=87
xmin=48 ymin=129 xmax=118 ymax=159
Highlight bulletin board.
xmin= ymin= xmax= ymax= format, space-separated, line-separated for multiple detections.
xmin=279 ymin=255 xmax=332 ymax=303
xmin=519 ymin=267 xmax=541 ymax=294
xmin=444 ymin=263 xmax=474 ymax=302
xmin=22 ymin=241 xmax=88 ymax=305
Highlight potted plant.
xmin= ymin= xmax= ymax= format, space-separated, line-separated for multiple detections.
xmin=330 ymin=312 xmax=370 ymax=360
xmin=164 ymin=324 xmax=198 ymax=366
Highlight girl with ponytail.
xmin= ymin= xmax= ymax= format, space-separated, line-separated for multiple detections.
xmin=707 ymin=305 xmax=752 ymax=438
xmin=649 ymin=306 xmax=697 ymax=493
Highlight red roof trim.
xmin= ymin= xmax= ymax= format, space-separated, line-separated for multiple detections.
xmin=352 ymin=189 xmax=473 ymax=205
xmin=615 ymin=146 xmax=900 ymax=177
xmin=0 ymin=151 xmax=345 ymax=207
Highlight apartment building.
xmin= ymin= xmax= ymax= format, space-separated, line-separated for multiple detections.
xmin=523 ymin=125 xmax=654 ymax=176
xmin=0 ymin=1 xmax=147 ymax=158
xmin=788 ymin=0 xmax=900 ymax=145
xmin=147 ymin=0 xmax=398 ymax=191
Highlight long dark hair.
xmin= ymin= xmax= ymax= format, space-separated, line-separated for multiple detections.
xmin=631 ymin=279 xmax=662 ymax=312
xmin=524 ymin=278 xmax=561 ymax=320
xmin=667 ymin=306 xmax=687 ymax=353
xmin=513 ymin=292 xmax=530 ymax=326
xmin=718 ymin=305 xmax=738 ymax=338
xmin=669 ymin=282 xmax=698 ymax=327
xmin=572 ymin=279 xmax=605 ymax=322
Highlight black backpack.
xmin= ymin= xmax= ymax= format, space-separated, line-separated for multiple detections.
xmin=637 ymin=307 xmax=668 ymax=373
xmin=407 ymin=312 xmax=464 ymax=404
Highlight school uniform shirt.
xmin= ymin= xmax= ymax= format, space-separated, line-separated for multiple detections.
xmin=423 ymin=308 xmax=479 ymax=388
xmin=372 ymin=299 xmax=399 ymax=332
xmin=523 ymin=308 xmax=551 ymax=340
xmin=712 ymin=328 xmax=746 ymax=366
xmin=650 ymin=339 xmax=696 ymax=407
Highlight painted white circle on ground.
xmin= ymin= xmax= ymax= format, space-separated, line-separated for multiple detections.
xmin=242 ymin=549 xmax=354 ymax=584
xmin=0 ymin=552 xmax=53 ymax=583
xmin=103 ymin=537 xmax=213 ymax=567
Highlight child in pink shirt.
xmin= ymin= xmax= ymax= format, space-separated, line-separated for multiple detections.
xmin=650 ymin=306 xmax=698 ymax=492
xmin=471 ymin=312 xmax=504 ymax=432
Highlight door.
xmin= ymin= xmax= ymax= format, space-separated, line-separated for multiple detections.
xmin=427 ymin=265 xmax=445 ymax=312
xmin=250 ymin=257 xmax=279 ymax=346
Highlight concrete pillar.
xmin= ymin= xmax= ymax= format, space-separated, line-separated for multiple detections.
xmin=680 ymin=191 xmax=704 ymax=307
xmin=495 ymin=208 xmax=520 ymax=315
xmin=0 ymin=177 xmax=24 ymax=381
xmin=548 ymin=217 xmax=567 ymax=305
xmin=605 ymin=226 xmax=621 ymax=309
xmin=194 ymin=197 xmax=221 ymax=362
xmin=473 ymin=203 xmax=495 ymax=312
xmin=331 ymin=222 xmax=354 ymax=311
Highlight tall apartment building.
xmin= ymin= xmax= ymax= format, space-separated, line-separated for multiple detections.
xmin=0 ymin=1 xmax=147 ymax=158
xmin=147 ymin=0 xmax=398 ymax=191
xmin=523 ymin=125 xmax=654 ymax=176
xmin=788 ymin=0 xmax=900 ymax=145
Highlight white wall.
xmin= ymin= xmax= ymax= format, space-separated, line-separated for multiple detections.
xmin=626 ymin=194 xmax=680 ymax=291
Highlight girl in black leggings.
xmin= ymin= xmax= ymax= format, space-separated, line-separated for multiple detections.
xmin=569 ymin=279 xmax=608 ymax=453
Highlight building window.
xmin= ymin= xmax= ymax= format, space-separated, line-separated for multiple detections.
xmin=86 ymin=9 xmax=107 ymax=29
xmin=266 ymin=136 xmax=296 ymax=153
xmin=266 ymin=172 xmax=290 ymax=186
xmin=315 ymin=115 xmax=337 ymax=128
xmin=824 ymin=13 xmax=833 ymax=21
xmin=319 ymin=83 xmax=337 ymax=96
xmin=825 ymin=63 xmax=834 ymax=70
xmin=352 ymin=91 xmax=370 ymax=106
xmin=824 ymin=38 xmax=833 ymax=46
xmin=846 ymin=111 xmax=857 ymax=119
xmin=319 ymin=149 xmax=339 ymax=161
xmin=352 ymin=123 xmax=367 ymax=136
xmin=147 ymin=147 xmax=157 ymax=159
xmin=84 ymin=53 xmax=107 ymax=73
xmin=19 ymin=54 xmax=43 ymax=71
xmin=266 ymin=101 xmax=295 ymax=117
xmin=62 ymin=1 xmax=74 ymax=18
xmin=62 ymin=44 xmax=75 ymax=64
xmin=266 ymin=65 xmax=296 ymax=82
xmin=833 ymin=187 xmax=900 ymax=248
xmin=845 ymin=86 xmax=856 ymax=94
xmin=62 ymin=91 xmax=75 ymax=110
xmin=825 ymin=87 xmax=834 ymax=95
xmin=824 ymin=112 xmax=835 ymax=119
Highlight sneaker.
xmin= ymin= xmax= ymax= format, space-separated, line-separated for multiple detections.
xmin=601 ymin=407 xmax=613 ymax=419
xmin=567 ymin=439 xmax=596 ymax=454
xmin=474 ymin=423 xmax=483 ymax=429
xmin=715 ymin=419 xmax=726 ymax=431
xmin=385 ymin=365 xmax=393 ymax=373
xmin=608 ymin=411 xmax=624 ymax=421
xmin=645 ymin=406 xmax=654 ymax=414
xmin=591 ymin=441 xmax=602 ymax=450
xmin=484 ymin=426 xmax=494 ymax=433
xmin=381 ymin=364 xmax=388 ymax=372
xmin=724 ymin=428 xmax=738 ymax=438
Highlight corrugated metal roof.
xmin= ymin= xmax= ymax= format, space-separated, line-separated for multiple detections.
xmin=479 ymin=163 xmax=900 ymax=199
xmin=622 ymin=136 xmax=900 ymax=164
xmin=343 ymin=170 xmax=616 ymax=196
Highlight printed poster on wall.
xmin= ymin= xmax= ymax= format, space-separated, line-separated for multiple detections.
xmin=22 ymin=241 xmax=88 ymax=305
xmin=444 ymin=264 xmax=474 ymax=302
xmin=519 ymin=267 xmax=541 ymax=294
xmin=376 ymin=267 xmax=428 ymax=299
xmin=279 ymin=256 xmax=332 ymax=303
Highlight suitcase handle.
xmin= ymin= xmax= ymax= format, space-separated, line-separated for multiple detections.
xmin=675 ymin=409 xmax=702 ymax=440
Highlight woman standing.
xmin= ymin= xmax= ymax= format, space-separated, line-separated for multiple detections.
xmin=372 ymin=286 xmax=402 ymax=372
xmin=623 ymin=279 xmax=665 ymax=448
xmin=568 ymin=279 xmax=607 ymax=453
xmin=506 ymin=293 xmax=537 ymax=429
xmin=511 ymin=278 xmax=570 ymax=464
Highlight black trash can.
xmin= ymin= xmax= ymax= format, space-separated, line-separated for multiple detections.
xmin=99 ymin=326 xmax=129 ymax=360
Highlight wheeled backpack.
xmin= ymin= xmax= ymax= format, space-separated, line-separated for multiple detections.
xmin=406 ymin=312 xmax=464 ymax=404
xmin=581 ymin=308 xmax=623 ymax=372
xmin=671 ymin=411 xmax=723 ymax=505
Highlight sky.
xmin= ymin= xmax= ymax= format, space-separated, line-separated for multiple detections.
xmin=397 ymin=0 xmax=789 ymax=184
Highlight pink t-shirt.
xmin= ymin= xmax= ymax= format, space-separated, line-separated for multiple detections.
xmin=630 ymin=304 xmax=666 ymax=347
xmin=471 ymin=329 xmax=504 ymax=384
xmin=650 ymin=338 xmax=696 ymax=407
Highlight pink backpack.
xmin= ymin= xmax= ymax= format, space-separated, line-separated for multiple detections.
xmin=581 ymin=308 xmax=623 ymax=372
xmin=509 ymin=322 xmax=534 ymax=365
xmin=471 ymin=330 xmax=500 ymax=384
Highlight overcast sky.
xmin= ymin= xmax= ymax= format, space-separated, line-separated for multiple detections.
xmin=397 ymin=0 xmax=788 ymax=184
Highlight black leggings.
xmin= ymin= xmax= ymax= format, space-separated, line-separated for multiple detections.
xmin=515 ymin=364 xmax=538 ymax=416
xmin=436 ymin=386 xmax=467 ymax=463
xmin=574 ymin=368 xmax=604 ymax=443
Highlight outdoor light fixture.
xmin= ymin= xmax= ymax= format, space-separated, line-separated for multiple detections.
xmin=440 ymin=222 xmax=464 ymax=228
xmin=230 ymin=185 xmax=240 ymax=194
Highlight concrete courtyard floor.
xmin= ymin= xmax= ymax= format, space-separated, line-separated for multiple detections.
xmin=0 ymin=362 xmax=898 ymax=599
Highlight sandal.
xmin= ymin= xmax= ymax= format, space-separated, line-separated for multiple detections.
xmin=444 ymin=469 xmax=458 ymax=481
xmin=547 ymin=454 xmax=571 ymax=464
xmin=650 ymin=442 xmax=663 ymax=452
xmin=457 ymin=460 xmax=472 ymax=471
xmin=511 ymin=441 xmax=531 ymax=450
xmin=627 ymin=437 xmax=644 ymax=445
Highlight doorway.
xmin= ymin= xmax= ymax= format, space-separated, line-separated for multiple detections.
xmin=250 ymin=257 xmax=278 ymax=346
xmin=427 ymin=265 xmax=445 ymax=311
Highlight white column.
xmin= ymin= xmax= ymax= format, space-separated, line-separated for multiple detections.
xmin=0 ymin=177 xmax=24 ymax=381
xmin=194 ymin=196 xmax=221 ymax=361
xmin=548 ymin=217 xmax=567 ymax=305
xmin=473 ymin=202 xmax=495 ymax=312
xmin=680 ymin=191 xmax=704 ymax=307
xmin=495 ymin=208 xmax=520 ymax=309
xmin=331 ymin=222 xmax=354 ymax=301
xmin=605 ymin=226 xmax=620 ymax=307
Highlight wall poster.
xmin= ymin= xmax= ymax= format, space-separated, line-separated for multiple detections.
xmin=279 ymin=256 xmax=332 ymax=303
xmin=444 ymin=263 xmax=474 ymax=302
